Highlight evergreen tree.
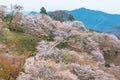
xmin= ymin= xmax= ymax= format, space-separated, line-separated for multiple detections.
xmin=69 ymin=14 xmax=74 ymax=21
xmin=40 ymin=7 xmax=47 ymax=14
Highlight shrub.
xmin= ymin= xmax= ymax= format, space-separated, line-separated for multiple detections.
xmin=43 ymin=34 xmax=54 ymax=41
xmin=17 ymin=60 xmax=78 ymax=80
xmin=8 ymin=24 xmax=25 ymax=33
xmin=56 ymin=41 xmax=69 ymax=49
xmin=98 ymin=38 xmax=118 ymax=64
xmin=0 ymin=51 xmax=29 ymax=80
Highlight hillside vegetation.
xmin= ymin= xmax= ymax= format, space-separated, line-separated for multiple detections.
xmin=15 ymin=14 xmax=120 ymax=80
xmin=0 ymin=5 xmax=120 ymax=80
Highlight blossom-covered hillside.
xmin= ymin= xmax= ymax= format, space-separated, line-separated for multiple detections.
xmin=11 ymin=14 xmax=120 ymax=80
xmin=0 ymin=5 xmax=120 ymax=79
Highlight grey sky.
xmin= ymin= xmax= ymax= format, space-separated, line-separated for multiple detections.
xmin=0 ymin=0 xmax=120 ymax=14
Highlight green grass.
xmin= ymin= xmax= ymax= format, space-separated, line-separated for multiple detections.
xmin=1 ymin=30 xmax=23 ymax=42
xmin=0 ymin=30 xmax=38 ymax=55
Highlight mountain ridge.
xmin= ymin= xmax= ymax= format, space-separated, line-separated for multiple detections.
xmin=67 ymin=7 xmax=120 ymax=15
xmin=66 ymin=7 xmax=120 ymax=32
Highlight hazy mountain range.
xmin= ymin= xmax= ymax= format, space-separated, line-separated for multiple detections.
xmin=66 ymin=8 xmax=120 ymax=32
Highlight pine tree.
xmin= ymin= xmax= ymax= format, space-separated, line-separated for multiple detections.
xmin=40 ymin=7 xmax=47 ymax=14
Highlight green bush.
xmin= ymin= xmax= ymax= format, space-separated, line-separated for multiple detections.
xmin=8 ymin=24 xmax=25 ymax=33
xmin=56 ymin=41 xmax=69 ymax=49
xmin=17 ymin=35 xmax=38 ymax=54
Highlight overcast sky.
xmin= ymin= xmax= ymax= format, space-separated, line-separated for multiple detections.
xmin=0 ymin=0 xmax=120 ymax=14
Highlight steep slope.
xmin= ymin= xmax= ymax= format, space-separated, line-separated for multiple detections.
xmin=66 ymin=8 xmax=120 ymax=32
xmin=15 ymin=14 xmax=120 ymax=80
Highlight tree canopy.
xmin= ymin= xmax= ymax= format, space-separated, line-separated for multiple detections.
xmin=40 ymin=7 xmax=47 ymax=14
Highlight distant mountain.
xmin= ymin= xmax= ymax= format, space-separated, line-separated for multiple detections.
xmin=23 ymin=11 xmax=38 ymax=15
xmin=28 ymin=11 xmax=38 ymax=15
xmin=66 ymin=8 xmax=120 ymax=32
xmin=22 ymin=11 xmax=30 ymax=15
xmin=106 ymin=24 xmax=120 ymax=38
